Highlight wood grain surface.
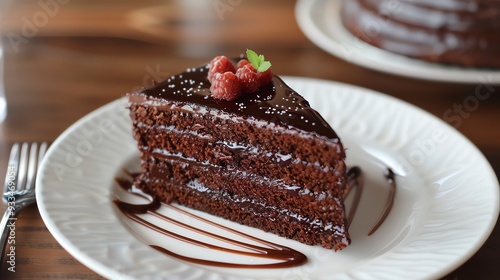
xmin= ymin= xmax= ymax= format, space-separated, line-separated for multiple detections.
xmin=0 ymin=0 xmax=499 ymax=279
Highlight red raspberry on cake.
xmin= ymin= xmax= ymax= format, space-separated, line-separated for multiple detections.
xmin=236 ymin=59 xmax=251 ymax=69
xmin=208 ymin=56 xmax=236 ymax=83
xmin=208 ymin=50 xmax=272 ymax=100
xmin=236 ymin=64 xmax=260 ymax=93
xmin=210 ymin=72 xmax=242 ymax=101
xmin=257 ymin=68 xmax=273 ymax=86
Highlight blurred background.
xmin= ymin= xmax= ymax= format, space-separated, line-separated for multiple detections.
xmin=0 ymin=0 xmax=498 ymax=278
xmin=1 ymin=0 xmax=499 ymax=151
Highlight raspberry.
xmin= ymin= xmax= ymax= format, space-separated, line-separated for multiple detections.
xmin=208 ymin=56 xmax=236 ymax=83
xmin=236 ymin=64 xmax=260 ymax=93
xmin=257 ymin=68 xmax=273 ymax=86
xmin=236 ymin=59 xmax=252 ymax=69
xmin=210 ymin=72 xmax=242 ymax=101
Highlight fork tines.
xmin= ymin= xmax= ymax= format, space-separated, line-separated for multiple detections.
xmin=3 ymin=142 xmax=48 ymax=200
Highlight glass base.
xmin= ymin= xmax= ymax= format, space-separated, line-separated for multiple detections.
xmin=0 ymin=95 xmax=6 ymax=122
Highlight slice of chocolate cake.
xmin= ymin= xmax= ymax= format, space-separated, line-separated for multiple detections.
xmin=127 ymin=52 xmax=350 ymax=250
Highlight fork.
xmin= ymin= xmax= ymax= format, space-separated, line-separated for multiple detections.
xmin=0 ymin=142 xmax=48 ymax=263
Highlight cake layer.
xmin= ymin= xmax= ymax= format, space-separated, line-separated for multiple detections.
xmin=128 ymin=100 xmax=345 ymax=164
xmin=141 ymin=155 xmax=346 ymax=221
xmin=132 ymin=125 xmax=346 ymax=195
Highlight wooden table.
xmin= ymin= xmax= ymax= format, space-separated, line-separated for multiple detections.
xmin=0 ymin=0 xmax=498 ymax=279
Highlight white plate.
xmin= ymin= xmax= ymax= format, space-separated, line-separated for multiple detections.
xmin=36 ymin=77 xmax=499 ymax=280
xmin=295 ymin=0 xmax=500 ymax=84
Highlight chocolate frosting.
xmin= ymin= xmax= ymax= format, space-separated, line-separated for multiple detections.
xmin=137 ymin=61 xmax=340 ymax=140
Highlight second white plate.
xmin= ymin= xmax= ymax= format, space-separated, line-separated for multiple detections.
xmin=295 ymin=0 xmax=500 ymax=84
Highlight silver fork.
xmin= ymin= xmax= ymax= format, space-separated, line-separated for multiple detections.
xmin=0 ymin=142 xmax=48 ymax=263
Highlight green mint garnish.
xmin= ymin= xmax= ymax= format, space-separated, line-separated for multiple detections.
xmin=246 ymin=49 xmax=272 ymax=72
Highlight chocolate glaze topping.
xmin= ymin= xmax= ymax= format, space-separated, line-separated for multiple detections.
xmin=138 ymin=60 xmax=339 ymax=140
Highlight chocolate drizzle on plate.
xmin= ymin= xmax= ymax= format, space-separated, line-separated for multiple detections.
xmin=114 ymin=174 xmax=307 ymax=269
xmin=114 ymin=166 xmax=397 ymax=268
xmin=368 ymin=168 xmax=396 ymax=236
xmin=344 ymin=167 xmax=397 ymax=235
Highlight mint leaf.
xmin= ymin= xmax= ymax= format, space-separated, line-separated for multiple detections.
xmin=246 ymin=49 xmax=259 ymax=67
xmin=257 ymin=61 xmax=271 ymax=72
xmin=246 ymin=49 xmax=272 ymax=72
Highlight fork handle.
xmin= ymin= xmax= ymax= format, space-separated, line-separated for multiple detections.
xmin=0 ymin=207 xmax=18 ymax=264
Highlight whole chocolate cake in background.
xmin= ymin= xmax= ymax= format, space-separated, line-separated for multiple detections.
xmin=127 ymin=50 xmax=351 ymax=251
xmin=340 ymin=0 xmax=500 ymax=68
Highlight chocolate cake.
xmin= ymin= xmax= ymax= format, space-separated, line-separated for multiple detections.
xmin=340 ymin=0 xmax=500 ymax=68
xmin=127 ymin=54 xmax=350 ymax=250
